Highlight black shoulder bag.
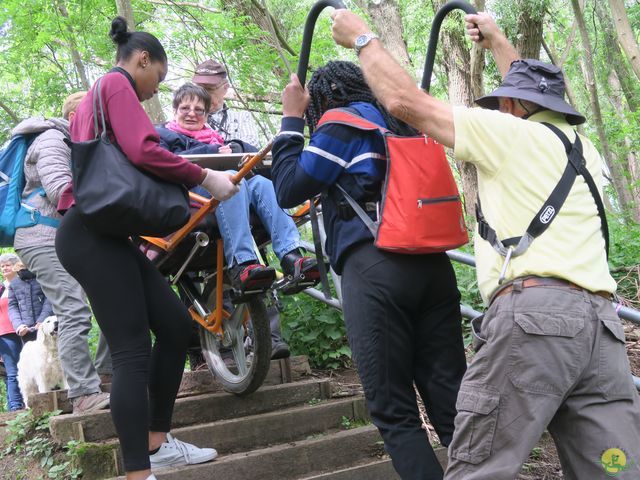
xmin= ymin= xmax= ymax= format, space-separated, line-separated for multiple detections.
xmin=70 ymin=77 xmax=190 ymax=237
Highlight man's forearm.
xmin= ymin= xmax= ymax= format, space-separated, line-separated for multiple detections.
xmin=490 ymin=34 xmax=519 ymax=79
xmin=357 ymin=40 xmax=455 ymax=148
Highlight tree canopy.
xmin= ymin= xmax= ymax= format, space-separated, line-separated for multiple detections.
xmin=0 ymin=0 xmax=638 ymax=221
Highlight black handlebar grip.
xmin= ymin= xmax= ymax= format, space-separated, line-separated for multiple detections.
xmin=421 ymin=0 xmax=479 ymax=92
xmin=297 ymin=0 xmax=347 ymax=85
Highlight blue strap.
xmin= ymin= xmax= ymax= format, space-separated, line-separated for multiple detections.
xmin=15 ymin=206 xmax=60 ymax=229
xmin=17 ymin=187 xmax=60 ymax=229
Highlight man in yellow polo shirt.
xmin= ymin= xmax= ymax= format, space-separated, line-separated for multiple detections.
xmin=326 ymin=8 xmax=640 ymax=480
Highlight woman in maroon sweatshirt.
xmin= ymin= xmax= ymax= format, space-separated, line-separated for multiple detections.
xmin=55 ymin=17 xmax=237 ymax=480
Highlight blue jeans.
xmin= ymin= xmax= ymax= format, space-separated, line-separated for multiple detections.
xmin=0 ymin=333 xmax=25 ymax=411
xmin=212 ymin=174 xmax=301 ymax=266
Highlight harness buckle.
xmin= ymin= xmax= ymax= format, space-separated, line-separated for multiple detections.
xmin=498 ymin=246 xmax=514 ymax=285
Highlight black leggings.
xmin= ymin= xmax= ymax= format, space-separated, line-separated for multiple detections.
xmin=56 ymin=207 xmax=192 ymax=472
xmin=341 ymin=242 xmax=467 ymax=480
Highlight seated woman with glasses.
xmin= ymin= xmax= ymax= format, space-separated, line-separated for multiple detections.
xmin=156 ymin=83 xmax=320 ymax=302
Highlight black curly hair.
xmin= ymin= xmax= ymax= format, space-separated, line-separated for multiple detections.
xmin=305 ymin=61 xmax=417 ymax=136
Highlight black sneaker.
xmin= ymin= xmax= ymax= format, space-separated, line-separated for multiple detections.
xmin=229 ymin=263 xmax=276 ymax=303
xmin=271 ymin=341 xmax=291 ymax=360
xmin=279 ymin=251 xmax=321 ymax=295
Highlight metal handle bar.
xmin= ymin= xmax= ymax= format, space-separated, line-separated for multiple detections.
xmin=297 ymin=0 xmax=346 ymax=85
xmin=421 ymin=0 xmax=478 ymax=92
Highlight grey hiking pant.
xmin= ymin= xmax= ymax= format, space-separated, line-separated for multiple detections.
xmin=445 ymin=279 xmax=640 ymax=480
xmin=17 ymin=245 xmax=111 ymax=399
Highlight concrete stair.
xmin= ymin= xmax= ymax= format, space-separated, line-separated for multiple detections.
xmin=144 ymin=426 xmax=386 ymax=480
xmin=46 ymin=356 xmax=444 ymax=479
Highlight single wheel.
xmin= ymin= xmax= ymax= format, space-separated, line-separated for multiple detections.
xmin=199 ymin=279 xmax=271 ymax=395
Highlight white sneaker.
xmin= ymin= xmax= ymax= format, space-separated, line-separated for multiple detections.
xmin=149 ymin=433 xmax=218 ymax=469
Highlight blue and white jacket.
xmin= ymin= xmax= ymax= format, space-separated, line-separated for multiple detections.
xmin=272 ymin=102 xmax=387 ymax=273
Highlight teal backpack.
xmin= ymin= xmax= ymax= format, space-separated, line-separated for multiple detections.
xmin=0 ymin=134 xmax=60 ymax=246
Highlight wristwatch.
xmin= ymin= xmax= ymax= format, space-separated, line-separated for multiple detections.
xmin=354 ymin=33 xmax=379 ymax=56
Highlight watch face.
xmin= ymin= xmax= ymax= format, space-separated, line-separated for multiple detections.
xmin=355 ymin=34 xmax=368 ymax=47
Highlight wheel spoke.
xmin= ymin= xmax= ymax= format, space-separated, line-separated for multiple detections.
xmin=198 ymin=282 xmax=271 ymax=395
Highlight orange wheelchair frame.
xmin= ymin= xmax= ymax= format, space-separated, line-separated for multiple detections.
xmin=140 ymin=140 xmax=312 ymax=343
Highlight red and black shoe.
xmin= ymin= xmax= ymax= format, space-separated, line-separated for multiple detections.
xmin=278 ymin=251 xmax=321 ymax=295
xmin=230 ymin=262 xmax=276 ymax=303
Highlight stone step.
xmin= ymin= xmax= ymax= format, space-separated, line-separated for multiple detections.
xmin=86 ymin=396 xmax=369 ymax=478
xmin=50 ymin=378 xmax=332 ymax=445
xmin=299 ymin=446 xmax=448 ymax=479
xmin=29 ymin=356 xmax=312 ymax=416
xmin=299 ymin=458 xmax=399 ymax=480
xmin=114 ymin=425 xmax=385 ymax=480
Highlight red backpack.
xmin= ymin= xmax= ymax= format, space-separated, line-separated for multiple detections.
xmin=317 ymin=108 xmax=468 ymax=254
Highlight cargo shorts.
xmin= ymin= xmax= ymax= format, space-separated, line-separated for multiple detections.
xmin=445 ymin=279 xmax=640 ymax=480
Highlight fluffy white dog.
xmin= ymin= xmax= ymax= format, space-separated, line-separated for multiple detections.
xmin=17 ymin=315 xmax=68 ymax=407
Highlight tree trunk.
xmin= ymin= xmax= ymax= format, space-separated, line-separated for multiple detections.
xmin=56 ymin=1 xmax=91 ymax=90
xmin=221 ymin=0 xmax=295 ymax=75
xmin=469 ymin=0 xmax=486 ymax=99
xmin=115 ymin=0 xmax=135 ymax=26
xmin=609 ymin=0 xmax=640 ymax=82
xmin=430 ymin=0 xmax=478 ymax=220
xmin=353 ymin=0 xmax=412 ymax=73
xmin=116 ymin=0 xmax=166 ymax=124
xmin=514 ymin=0 xmax=544 ymax=59
xmin=571 ymin=0 xmax=634 ymax=219
xmin=541 ymin=38 xmax=585 ymax=136
xmin=596 ymin=0 xmax=638 ymax=112
xmin=607 ymin=70 xmax=640 ymax=223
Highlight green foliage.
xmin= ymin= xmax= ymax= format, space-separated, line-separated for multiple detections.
xmin=279 ymin=291 xmax=351 ymax=369
xmin=2 ymin=409 xmax=57 ymax=454
xmin=339 ymin=415 xmax=368 ymax=429
xmin=608 ymin=214 xmax=640 ymax=308
xmin=2 ymin=410 xmax=83 ymax=479
xmin=0 ymin=378 xmax=6 ymax=413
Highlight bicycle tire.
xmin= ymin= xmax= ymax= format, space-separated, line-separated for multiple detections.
xmin=199 ymin=281 xmax=271 ymax=396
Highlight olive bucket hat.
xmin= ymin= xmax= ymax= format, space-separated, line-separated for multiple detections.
xmin=475 ymin=59 xmax=586 ymax=125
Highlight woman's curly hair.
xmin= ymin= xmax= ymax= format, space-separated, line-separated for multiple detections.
xmin=305 ymin=61 xmax=417 ymax=136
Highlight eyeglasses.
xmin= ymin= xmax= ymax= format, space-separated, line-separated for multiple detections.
xmin=178 ymin=106 xmax=206 ymax=117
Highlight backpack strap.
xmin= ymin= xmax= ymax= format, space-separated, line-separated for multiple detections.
xmin=476 ymin=123 xmax=609 ymax=261
xmin=316 ymin=108 xmax=389 ymax=134
xmin=317 ymin=108 xmax=384 ymax=235
xmin=15 ymin=187 xmax=60 ymax=229
xmin=335 ymin=183 xmax=379 ymax=237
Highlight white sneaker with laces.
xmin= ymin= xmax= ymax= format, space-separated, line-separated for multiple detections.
xmin=149 ymin=433 xmax=218 ymax=469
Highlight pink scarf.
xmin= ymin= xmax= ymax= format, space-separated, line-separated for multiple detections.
xmin=166 ymin=120 xmax=224 ymax=146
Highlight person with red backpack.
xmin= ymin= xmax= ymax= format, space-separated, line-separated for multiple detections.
xmin=330 ymin=9 xmax=640 ymax=480
xmin=271 ymin=61 xmax=467 ymax=480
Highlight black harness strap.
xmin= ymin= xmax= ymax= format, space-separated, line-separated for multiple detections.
xmin=542 ymin=123 xmax=609 ymax=257
xmin=476 ymin=123 xmax=609 ymax=258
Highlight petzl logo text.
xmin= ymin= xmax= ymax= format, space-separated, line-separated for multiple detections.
xmin=539 ymin=206 xmax=555 ymax=224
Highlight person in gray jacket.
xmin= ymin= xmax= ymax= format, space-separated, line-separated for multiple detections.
xmin=11 ymin=92 xmax=111 ymax=414
xmin=8 ymin=263 xmax=53 ymax=343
